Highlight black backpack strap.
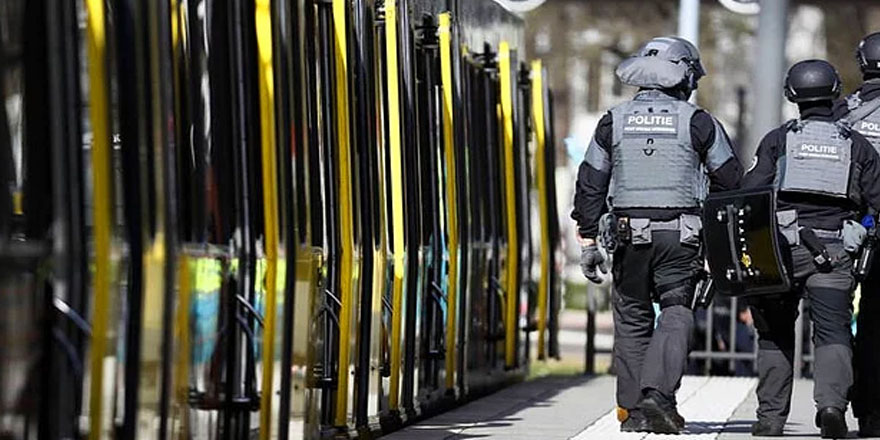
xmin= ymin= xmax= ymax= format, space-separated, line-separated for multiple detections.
xmin=834 ymin=121 xmax=853 ymax=139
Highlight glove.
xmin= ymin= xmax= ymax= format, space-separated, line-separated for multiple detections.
xmin=580 ymin=244 xmax=607 ymax=283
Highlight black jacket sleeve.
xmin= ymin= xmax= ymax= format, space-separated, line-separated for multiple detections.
xmin=571 ymin=112 xmax=613 ymax=238
xmin=743 ymin=129 xmax=782 ymax=189
xmin=833 ymin=97 xmax=851 ymax=121
xmin=691 ymin=110 xmax=742 ymax=192
xmin=853 ymin=131 xmax=880 ymax=212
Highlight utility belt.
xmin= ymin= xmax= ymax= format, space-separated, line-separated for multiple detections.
xmin=775 ymin=209 xmax=867 ymax=271
xmin=599 ymin=213 xmax=702 ymax=251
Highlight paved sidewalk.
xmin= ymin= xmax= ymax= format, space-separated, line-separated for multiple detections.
xmin=383 ymin=375 xmax=877 ymax=440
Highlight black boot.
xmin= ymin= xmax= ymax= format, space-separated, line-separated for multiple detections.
xmin=620 ymin=409 xmax=649 ymax=433
xmin=751 ymin=418 xmax=785 ymax=437
xmin=672 ymin=408 xmax=685 ymax=429
xmin=859 ymin=413 xmax=880 ymax=438
xmin=816 ymin=407 xmax=848 ymax=439
xmin=638 ymin=389 xmax=682 ymax=434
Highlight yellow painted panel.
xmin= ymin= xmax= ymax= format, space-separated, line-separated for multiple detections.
xmin=531 ymin=60 xmax=550 ymax=359
xmin=498 ymin=42 xmax=517 ymax=368
xmin=171 ymin=255 xmax=192 ymax=437
xmin=438 ymin=12 xmax=458 ymax=391
xmin=384 ymin=0 xmax=406 ymax=411
xmin=332 ymin=0 xmax=355 ymax=426
xmin=85 ymin=0 xmax=114 ymax=437
xmin=255 ymin=0 xmax=280 ymax=437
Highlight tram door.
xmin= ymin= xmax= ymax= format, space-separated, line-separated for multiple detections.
xmin=413 ymin=14 xmax=450 ymax=408
xmin=460 ymin=47 xmax=504 ymax=391
xmin=0 ymin=1 xmax=88 ymax=437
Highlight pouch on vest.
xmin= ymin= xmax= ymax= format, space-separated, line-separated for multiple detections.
xmin=679 ymin=214 xmax=702 ymax=247
xmin=629 ymin=218 xmax=652 ymax=245
xmin=776 ymin=209 xmax=799 ymax=246
xmin=598 ymin=212 xmax=619 ymax=252
xmin=842 ymin=219 xmax=867 ymax=253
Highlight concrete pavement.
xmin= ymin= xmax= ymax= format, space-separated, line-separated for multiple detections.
xmin=383 ymin=375 xmax=878 ymax=440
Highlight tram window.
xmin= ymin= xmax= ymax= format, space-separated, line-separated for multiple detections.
xmin=0 ymin=71 xmax=14 ymax=238
xmin=1 ymin=0 xmax=56 ymax=240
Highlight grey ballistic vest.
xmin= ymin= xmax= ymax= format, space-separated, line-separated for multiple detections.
xmin=776 ymin=120 xmax=858 ymax=202
xmin=844 ymin=92 xmax=880 ymax=151
xmin=608 ymin=91 xmax=706 ymax=209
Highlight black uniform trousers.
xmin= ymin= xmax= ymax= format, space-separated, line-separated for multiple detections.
xmin=854 ymin=259 xmax=880 ymax=420
xmin=749 ymin=239 xmax=855 ymax=423
xmin=612 ymin=230 xmax=700 ymax=410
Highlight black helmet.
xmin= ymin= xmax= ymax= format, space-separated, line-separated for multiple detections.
xmin=783 ymin=59 xmax=842 ymax=103
xmin=856 ymin=32 xmax=880 ymax=75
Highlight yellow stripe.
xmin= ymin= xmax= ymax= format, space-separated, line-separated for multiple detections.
xmin=531 ymin=60 xmax=550 ymax=359
xmin=85 ymin=0 xmax=112 ymax=437
xmin=12 ymin=191 xmax=22 ymax=215
xmin=172 ymin=255 xmax=192 ymax=436
xmin=166 ymin=14 xmax=187 ymax=433
xmin=384 ymin=0 xmax=406 ymax=411
xmin=332 ymin=0 xmax=355 ymax=426
xmin=438 ymin=12 xmax=458 ymax=390
xmin=254 ymin=0 xmax=279 ymax=437
xmin=170 ymin=0 xmax=179 ymax=46
xmin=499 ymin=41 xmax=517 ymax=368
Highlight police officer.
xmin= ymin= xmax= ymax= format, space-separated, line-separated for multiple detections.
xmin=744 ymin=60 xmax=880 ymax=438
xmin=836 ymin=32 xmax=880 ymax=438
xmin=572 ymin=36 xmax=742 ymax=434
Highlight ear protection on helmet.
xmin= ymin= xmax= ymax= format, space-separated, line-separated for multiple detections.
xmin=783 ymin=81 xmax=797 ymax=101
xmin=681 ymin=59 xmax=701 ymax=91
xmin=857 ymin=40 xmax=869 ymax=72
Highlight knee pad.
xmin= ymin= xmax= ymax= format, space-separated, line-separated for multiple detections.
xmin=658 ymin=283 xmax=695 ymax=309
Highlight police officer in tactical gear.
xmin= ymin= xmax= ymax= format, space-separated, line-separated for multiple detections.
xmin=745 ymin=59 xmax=880 ymax=438
xmin=572 ymin=36 xmax=742 ymax=434
xmin=835 ymin=31 xmax=880 ymax=438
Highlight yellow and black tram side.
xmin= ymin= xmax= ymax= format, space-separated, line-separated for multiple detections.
xmin=0 ymin=0 xmax=562 ymax=438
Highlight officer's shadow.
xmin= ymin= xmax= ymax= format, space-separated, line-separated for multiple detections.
xmin=681 ymin=419 xmax=753 ymax=435
xmin=685 ymin=420 xmax=867 ymax=438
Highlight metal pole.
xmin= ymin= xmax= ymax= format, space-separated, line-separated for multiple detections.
xmin=678 ymin=0 xmax=700 ymax=48
xmin=704 ymin=303 xmax=714 ymax=375
xmin=678 ymin=0 xmax=700 ymax=102
xmin=746 ymin=0 xmax=789 ymax=162
xmin=586 ymin=308 xmax=595 ymax=375
xmin=729 ymin=297 xmax=738 ymax=373
xmin=585 ymin=284 xmax=596 ymax=375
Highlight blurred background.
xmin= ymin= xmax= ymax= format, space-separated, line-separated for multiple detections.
xmin=519 ymin=0 xmax=880 ymax=377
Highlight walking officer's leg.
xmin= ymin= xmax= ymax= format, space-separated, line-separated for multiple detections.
xmin=804 ymin=246 xmax=855 ymax=437
xmin=749 ymin=293 xmax=799 ymax=435
xmin=637 ymin=230 xmax=699 ymax=433
xmin=611 ymin=241 xmax=654 ymax=421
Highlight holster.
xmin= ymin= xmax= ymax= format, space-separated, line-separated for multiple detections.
xmin=799 ymin=228 xmax=833 ymax=271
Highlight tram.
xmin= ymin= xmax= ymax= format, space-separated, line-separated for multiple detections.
xmin=0 ymin=0 xmax=562 ymax=438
